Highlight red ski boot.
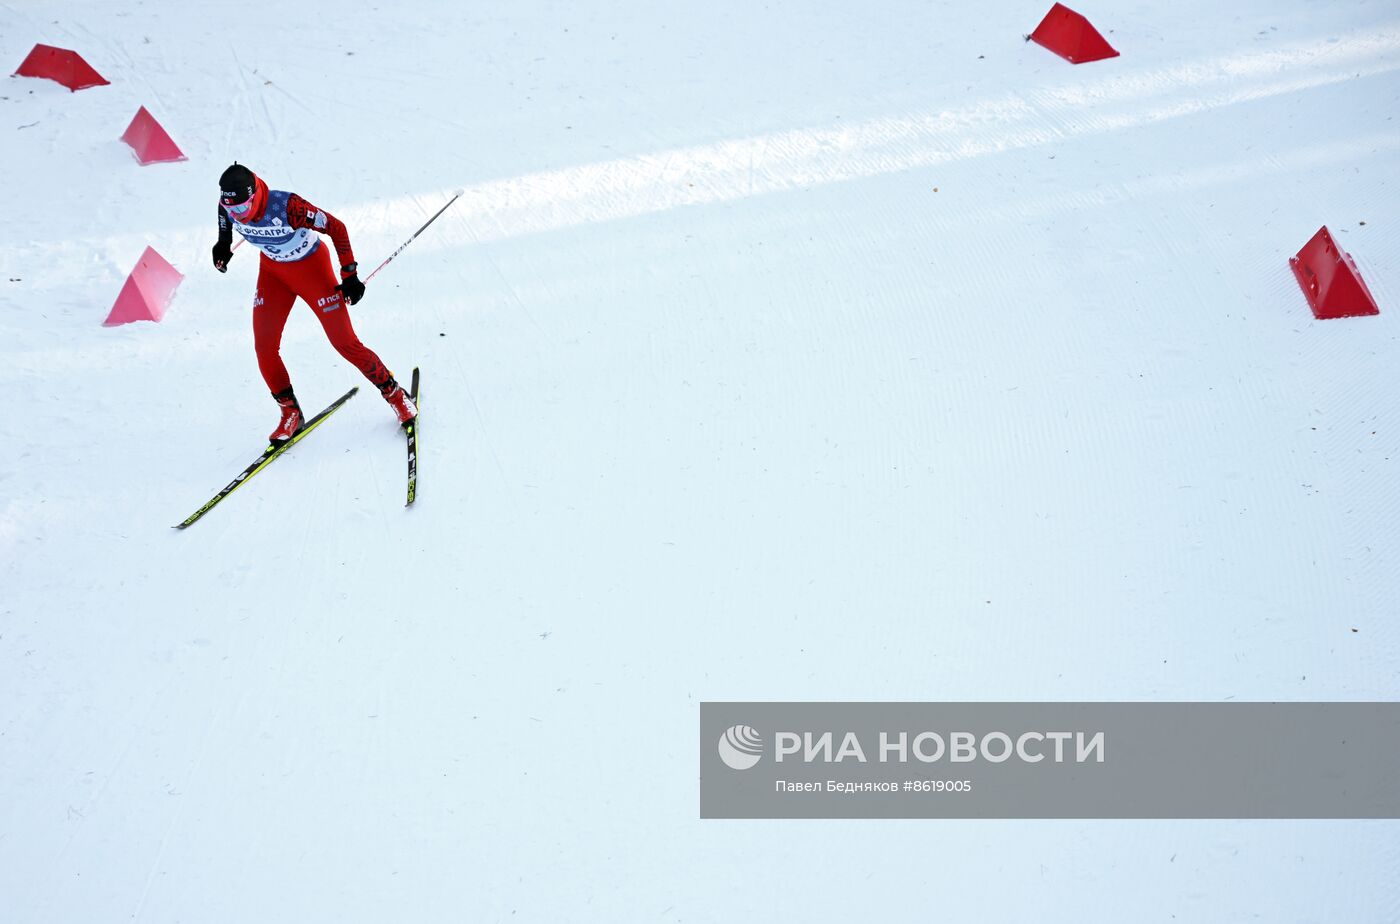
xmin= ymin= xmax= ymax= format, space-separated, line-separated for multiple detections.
xmin=380 ymin=378 xmax=417 ymax=427
xmin=269 ymin=390 xmax=303 ymax=443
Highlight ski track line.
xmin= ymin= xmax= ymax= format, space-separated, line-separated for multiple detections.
xmin=293 ymin=452 xmax=330 ymax=578
xmin=474 ymin=229 xmax=550 ymax=342
xmin=221 ymin=50 xmax=248 ymax=156
xmin=883 ymin=278 xmax=949 ymax=475
xmin=38 ymin=637 xmax=197 ymax=917
xmin=128 ymin=690 xmax=229 ymax=923
xmin=435 ymin=301 xmax=517 ymax=502
xmin=229 ymin=47 xmax=278 ymax=155
xmin=256 ymin=70 xmax=315 ymax=116
xmin=940 ymin=132 xmax=1400 ymax=233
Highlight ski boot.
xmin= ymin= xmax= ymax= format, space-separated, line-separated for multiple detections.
xmin=269 ymin=389 xmax=303 ymax=444
xmin=380 ymin=378 xmax=417 ymax=428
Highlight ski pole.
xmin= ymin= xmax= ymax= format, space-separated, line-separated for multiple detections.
xmin=365 ymin=189 xmax=464 ymax=282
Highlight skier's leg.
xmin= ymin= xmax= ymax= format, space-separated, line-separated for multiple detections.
xmin=284 ymin=246 xmax=415 ymax=424
xmin=252 ymin=259 xmax=305 ymax=440
xmin=291 ymin=246 xmax=394 ymax=390
xmin=319 ymin=307 xmax=393 ymax=389
xmin=252 ymin=257 xmax=298 ymax=395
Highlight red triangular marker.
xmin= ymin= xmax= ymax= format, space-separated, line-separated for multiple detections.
xmin=104 ymin=247 xmax=183 ymax=326
xmin=120 ymin=106 xmax=187 ymax=165
xmin=1030 ymin=3 xmax=1119 ymax=64
xmin=13 ymin=43 xmax=109 ymax=91
xmin=1289 ymin=226 xmax=1380 ymax=320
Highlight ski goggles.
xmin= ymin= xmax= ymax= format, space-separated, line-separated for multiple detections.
xmin=222 ymin=194 xmax=254 ymax=219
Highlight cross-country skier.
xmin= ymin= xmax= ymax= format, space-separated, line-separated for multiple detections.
xmin=212 ymin=163 xmax=416 ymax=442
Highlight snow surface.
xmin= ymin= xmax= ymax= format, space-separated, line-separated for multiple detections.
xmin=2 ymin=0 xmax=1398 ymax=920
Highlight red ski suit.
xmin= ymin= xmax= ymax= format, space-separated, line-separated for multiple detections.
xmin=217 ymin=188 xmax=391 ymax=395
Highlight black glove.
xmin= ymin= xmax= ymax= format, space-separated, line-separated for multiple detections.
xmin=212 ymin=240 xmax=233 ymax=273
xmin=336 ymin=272 xmax=366 ymax=306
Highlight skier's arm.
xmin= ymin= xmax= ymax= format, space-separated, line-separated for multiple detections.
xmin=212 ymin=205 xmax=233 ymax=272
xmin=287 ymin=195 xmax=357 ymax=275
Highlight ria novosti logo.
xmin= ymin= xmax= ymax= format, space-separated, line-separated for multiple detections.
xmin=716 ymin=724 xmax=1106 ymax=769
xmin=717 ymin=725 xmax=764 ymax=770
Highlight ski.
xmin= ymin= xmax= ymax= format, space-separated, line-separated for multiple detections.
xmin=175 ymin=387 xmax=359 ymax=529
xmin=405 ymin=367 xmax=420 ymax=506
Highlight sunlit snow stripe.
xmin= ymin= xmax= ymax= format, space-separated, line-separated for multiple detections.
xmin=420 ymin=25 xmax=1400 ymax=245
xmin=16 ymin=24 xmax=1400 ymax=279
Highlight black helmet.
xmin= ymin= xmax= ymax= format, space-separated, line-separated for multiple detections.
xmin=219 ymin=163 xmax=256 ymax=207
